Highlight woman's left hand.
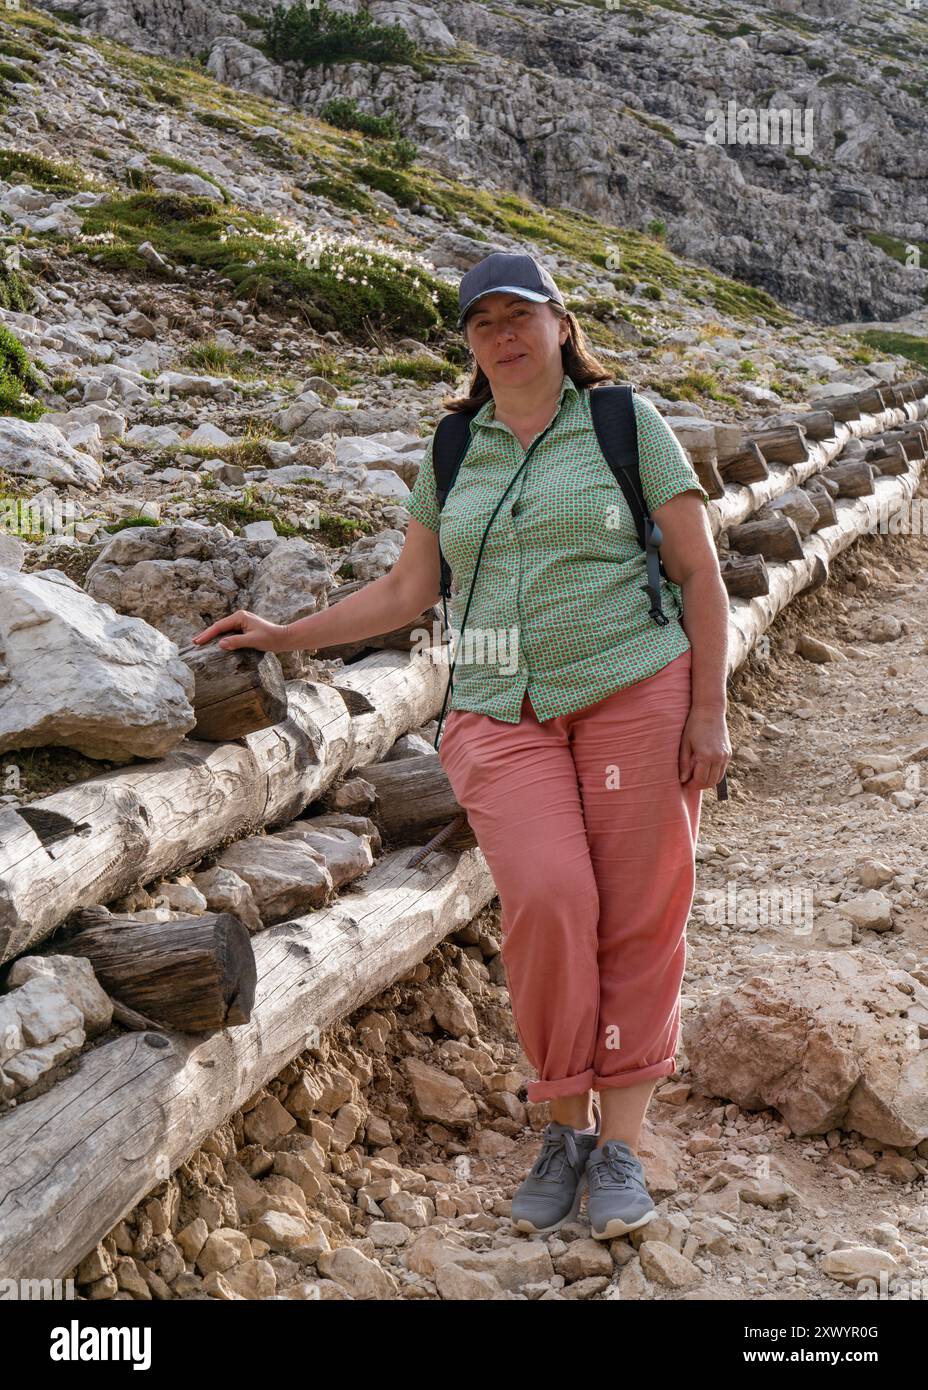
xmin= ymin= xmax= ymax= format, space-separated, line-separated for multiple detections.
xmin=679 ymin=707 xmax=732 ymax=792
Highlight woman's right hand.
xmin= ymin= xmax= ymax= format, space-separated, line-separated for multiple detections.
xmin=192 ymin=609 xmax=292 ymax=654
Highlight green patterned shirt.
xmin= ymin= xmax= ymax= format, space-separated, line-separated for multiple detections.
xmin=403 ymin=372 xmax=710 ymax=723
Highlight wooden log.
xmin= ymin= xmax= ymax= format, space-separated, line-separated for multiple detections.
xmin=794 ymin=409 xmax=835 ymax=441
xmin=359 ymin=754 xmax=476 ymax=850
xmin=804 ymin=487 xmax=838 ymax=531
xmin=747 ymin=424 xmax=808 ymax=465
xmin=719 ymin=553 xmax=769 ymax=599
xmin=756 ymin=487 xmax=820 ymax=537
xmin=798 ymin=554 xmax=829 ymax=595
xmin=718 ymin=441 xmax=768 ymax=485
xmin=55 ymin=907 xmax=257 ymax=1031
xmin=0 ymin=650 xmax=451 ymax=967
xmin=692 ymin=456 xmax=726 ymax=500
xmin=175 ymin=641 xmax=288 ymax=742
xmin=809 ymin=395 xmax=861 ymax=423
xmin=313 ymin=582 xmax=446 ymax=661
xmin=821 ymin=459 xmax=876 ymax=497
xmin=727 ymin=515 xmax=805 ymax=561
xmin=867 ymin=444 xmax=909 ymax=476
xmin=0 ymin=846 xmax=500 ymax=1281
xmin=853 ymin=386 xmax=892 ymax=414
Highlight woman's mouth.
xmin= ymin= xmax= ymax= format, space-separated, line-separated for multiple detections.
xmin=498 ymin=353 xmax=525 ymax=365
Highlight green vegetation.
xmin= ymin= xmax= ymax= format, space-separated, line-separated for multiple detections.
xmin=0 ymin=147 xmax=86 ymax=193
xmin=103 ymin=515 xmax=161 ymax=534
xmin=0 ymin=324 xmax=43 ymax=419
xmin=623 ymin=107 xmax=680 ymax=146
xmin=320 ymin=97 xmax=400 ymax=140
xmin=0 ymin=36 xmax=43 ymax=64
xmin=864 ymin=229 xmax=927 ymax=268
xmin=179 ymin=341 xmax=260 ymax=379
xmin=374 ymin=353 xmax=452 ymax=383
xmin=355 ymin=162 xmax=419 ymax=207
xmin=301 ymin=172 xmax=378 ymax=214
xmin=0 ymin=58 xmax=35 ymax=85
xmin=192 ymin=485 xmax=376 ymax=545
xmin=0 ymin=258 xmax=33 ymax=313
xmin=647 ymin=369 xmax=740 ymax=407
xmin=263 ymin=1 xmax=420 ymax=68
xmin=855 ymin=331 xmax=928 ymax=371
xmin=146 ymin=153 xmax=232 ymax=202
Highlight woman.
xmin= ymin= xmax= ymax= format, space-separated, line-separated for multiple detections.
xmin=193 ymin=250 xmax=732 ymax=1244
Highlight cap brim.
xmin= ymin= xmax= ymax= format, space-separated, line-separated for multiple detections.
xmin=458 ymin=286 xmax=551 ymax=328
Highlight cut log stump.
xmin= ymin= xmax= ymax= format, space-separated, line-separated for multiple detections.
xmin=56 ymin=906 xmax=257 ymax=1031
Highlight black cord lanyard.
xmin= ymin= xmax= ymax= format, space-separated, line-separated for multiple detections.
xmin=433 ymin=418 xmax=558 ymax=749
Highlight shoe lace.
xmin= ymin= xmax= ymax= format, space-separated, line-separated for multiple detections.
xmin=531 ymin=1125 xmax=580 ymax=1180
xmin=589 ymin=1146 xmax=640 ymax=1191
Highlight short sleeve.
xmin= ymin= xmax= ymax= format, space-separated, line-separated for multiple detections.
xmin=633 ymin=394 xmax=711 ymax=512
xmin=403 ymin=433 xmax=441 ymax=533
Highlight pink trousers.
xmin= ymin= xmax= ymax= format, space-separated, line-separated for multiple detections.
xmin=437 ymin=648 xmax=703 ymax=1104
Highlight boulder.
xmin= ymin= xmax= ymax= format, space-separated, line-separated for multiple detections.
xmin=0 ymin=419 xmax=102 ymax=489
xmin=0 ymin=568 xmax=195 ymax=761
xmin=683 ymin=950 xmax=928 ymax=1145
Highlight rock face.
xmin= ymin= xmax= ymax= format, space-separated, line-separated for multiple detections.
xmin=683 ymin=950 xmax=928 ymax=1147
xmin=0 ymin=569 xmax=196 ymax=761
xmin=52 ymin=0 xmax=928 ymax=322
xmin=83 ymin=524 xmax=336 ymax=678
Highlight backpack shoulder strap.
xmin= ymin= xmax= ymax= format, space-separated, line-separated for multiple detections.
xmin=433 ymin=410 xmax=475 ymax=507
xmin=432 ymin=408 xmax=477 ymax=597
xmin=589 ymin=382 xmax=669 ymax=627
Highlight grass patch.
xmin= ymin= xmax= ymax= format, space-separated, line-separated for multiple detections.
xmin=863 ymin=229 xmax=928 ymax=267
xmin=301 ymin=172 xmax=378 ymax=215
xmin=102 ymin=515 xmax=162 ymax=535
xmin=0 ymin=258 xmax=33 ymax=313
xmin=855 ymin=331 xmax=928 ymax=371
xmin=320 ymin=96 xmax=400 ymax=140
xmin=374 ymin=353 xmax=451 ymax=383
xmin=647 ymin=370 xmax=740 ymax=407
xmin=0 ymin=146 xmax=86 ymax=193
xmin=0 ymin=323 xmax=43 ymax=419
xmin=179 ymin=341 xmax=261 ymax=379
xmin=147 ymin=153 xmax=232 ymax=202
xmin=355 ymin=162 xmax=419 ymax=208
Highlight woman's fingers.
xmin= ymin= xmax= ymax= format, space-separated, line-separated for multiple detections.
xmin=192 ymin=611 xmax=245 ymax=644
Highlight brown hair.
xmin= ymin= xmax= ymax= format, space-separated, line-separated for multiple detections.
xmin=441 ymin=302 xmax=616 ymax=413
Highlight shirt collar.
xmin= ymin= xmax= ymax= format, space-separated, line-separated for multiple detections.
xmin=472 ymin=372 xmax=579 ymax=431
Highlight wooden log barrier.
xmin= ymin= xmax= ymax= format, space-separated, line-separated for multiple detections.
xmin=0 ymin=846 xmax=499 ymax=1282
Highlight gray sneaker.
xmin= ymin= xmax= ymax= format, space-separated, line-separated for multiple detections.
xmin=586 ymin=1138 xmax=657 ymax=1240
xmin=510 ymin=1100 xmax=602 ymax=1235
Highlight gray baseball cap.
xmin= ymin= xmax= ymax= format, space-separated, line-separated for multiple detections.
xmin=458 ymin=251 xmax=566 ymax=329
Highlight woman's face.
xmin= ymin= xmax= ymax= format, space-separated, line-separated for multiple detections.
xmin=464 ymin=293 xmax=569 ymax=393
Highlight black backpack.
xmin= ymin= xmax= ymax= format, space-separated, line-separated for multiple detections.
xmin=429 ymin=380 xmax=728 ymax=800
